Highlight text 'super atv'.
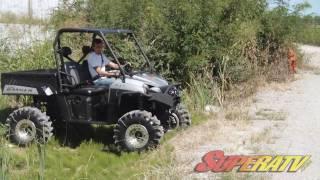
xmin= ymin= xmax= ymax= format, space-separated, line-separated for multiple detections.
xmin=1 ymin=28 xmax=191 ymax=152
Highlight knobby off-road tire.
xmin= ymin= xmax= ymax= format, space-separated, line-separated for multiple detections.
xmin=113 ymin=110 xmax=164 ymax=152
xmin=175 ymin=103 xmax=191 ymax=128
xmin=5 ymin=107 xmax=53 ymax=146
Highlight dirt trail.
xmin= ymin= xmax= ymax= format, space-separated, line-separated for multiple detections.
xmin=168 ymin=45 xmax=320 ymax=180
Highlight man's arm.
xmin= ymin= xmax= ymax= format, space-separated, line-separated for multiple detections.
xmin=96 ymin=67 xmax=119 ymax=77
xmin=103 ymin=54 xmax=119 ymax=69
xmin=108 ymin=61 xmax=120 ymax=69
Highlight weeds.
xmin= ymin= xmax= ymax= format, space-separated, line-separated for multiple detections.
xmin=37 ymin=144 xmax=46 ymax=180
xmin=0 ymin=124 xmax=9 ymax=180
xmin=183 ymin=72 xmax=218 ymax=112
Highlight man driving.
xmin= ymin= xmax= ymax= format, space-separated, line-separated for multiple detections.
xmin=87 ymin=38 xmax=121 ymax=85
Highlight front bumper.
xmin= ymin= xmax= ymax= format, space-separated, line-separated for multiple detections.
xmin=149 ymin=84 xmax=181 ymax=107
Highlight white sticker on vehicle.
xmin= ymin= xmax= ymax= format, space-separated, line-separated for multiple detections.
xmin=3 ymin=85 xmax=39 ymax=95
xmin=43 ymin=86 xmax=53 ymax=96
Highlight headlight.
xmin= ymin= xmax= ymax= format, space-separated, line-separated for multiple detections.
xmin=150 ymin=87 xmax=161 ymax=93
xmin=143 ymin=84 xmax=149 ymax=89
xmin=168 ymin=86 xmax=180 ymax=96
xmin=143 ymin=84 xmax=149 ymax=93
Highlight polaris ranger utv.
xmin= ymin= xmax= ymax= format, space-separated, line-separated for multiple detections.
xmin=0 ymin=28 xmax=191 ymax=152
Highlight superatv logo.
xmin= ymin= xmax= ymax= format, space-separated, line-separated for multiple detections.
xmin=195 ymin=150 xmax=310 ymax=173
xmin=3 ymin=85 xmax=38 ymax=95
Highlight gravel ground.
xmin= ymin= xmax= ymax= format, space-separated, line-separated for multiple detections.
xmin=267 ymin=45 xmax=320 ymax=180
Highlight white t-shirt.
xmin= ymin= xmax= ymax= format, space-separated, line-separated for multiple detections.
xmin=87 ymin=52 xmax=110 ymax=78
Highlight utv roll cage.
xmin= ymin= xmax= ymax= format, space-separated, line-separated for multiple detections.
xmin=53 ymin=28 xmax=152 ymax=93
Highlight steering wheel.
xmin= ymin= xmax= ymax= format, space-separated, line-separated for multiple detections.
xmin=121 ymin=62 xmax=133 ymax=73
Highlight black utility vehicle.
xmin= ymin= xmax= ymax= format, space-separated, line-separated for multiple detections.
xmin=1 ymin=28 xmax=191 ymax=152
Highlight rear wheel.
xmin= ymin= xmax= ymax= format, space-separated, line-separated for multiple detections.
xmin=5 ymin=107 xmax=53 ymax=146
xmin=113 ymin=110 xmax=164 ymax=152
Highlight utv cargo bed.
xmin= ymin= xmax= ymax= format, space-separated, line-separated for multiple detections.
xmin=1 ymin=69 xmax=59 ymax=96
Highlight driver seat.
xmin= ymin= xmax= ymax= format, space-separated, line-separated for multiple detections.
xmin=58 ymin=47 xmax=108 ymax=95
xmin=58 ymin=47 xmax=81 ymax=85
xmin=59 ymin=46 xmax=95 ymax=86
xmin=64 ymin=62 xmax=81 ymax=86
xmin=79 ymin=46 xmax=93 ymax=82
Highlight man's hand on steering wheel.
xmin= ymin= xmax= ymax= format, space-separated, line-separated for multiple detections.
xmin=121 ymin=62 xmax=133 ymax=73
xmin=110 ymin=70 xmax=121 ymax=78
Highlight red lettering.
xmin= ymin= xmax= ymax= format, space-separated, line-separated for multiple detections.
xmin=195 ymin=150 xmax=245 ymax=173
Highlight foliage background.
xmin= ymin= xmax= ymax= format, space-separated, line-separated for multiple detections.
xmin=51 ymin=0 xmax=307 ymax=83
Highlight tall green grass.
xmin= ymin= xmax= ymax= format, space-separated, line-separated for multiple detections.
xmin=183 ymin=73 xmax=218 ymax=111
xmin=0 ymin=124 xmax=9 ymax=180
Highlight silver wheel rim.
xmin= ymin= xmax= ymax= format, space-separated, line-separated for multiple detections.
xmin=15 ymin=119 xmax=37 ymax=143
xmin=125 ymin=124 xmax=149 ymax=149
xmin=169 ymin=113 xmax=180 ymax=129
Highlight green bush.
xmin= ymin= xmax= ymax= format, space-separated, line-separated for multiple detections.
xmin=0 ymin=0 xmax=309 ymax=109
xmin=51 ymin=0 xmax=307 ymax=85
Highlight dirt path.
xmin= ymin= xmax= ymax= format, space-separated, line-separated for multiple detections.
xmin=167 ymin=45 xmax=320 ymax=180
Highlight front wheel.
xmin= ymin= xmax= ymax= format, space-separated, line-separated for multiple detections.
xmin=113 ymin=110 xmax=164 ymax=152
xmin=173 ymin=103 xmax=192 ymax=128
